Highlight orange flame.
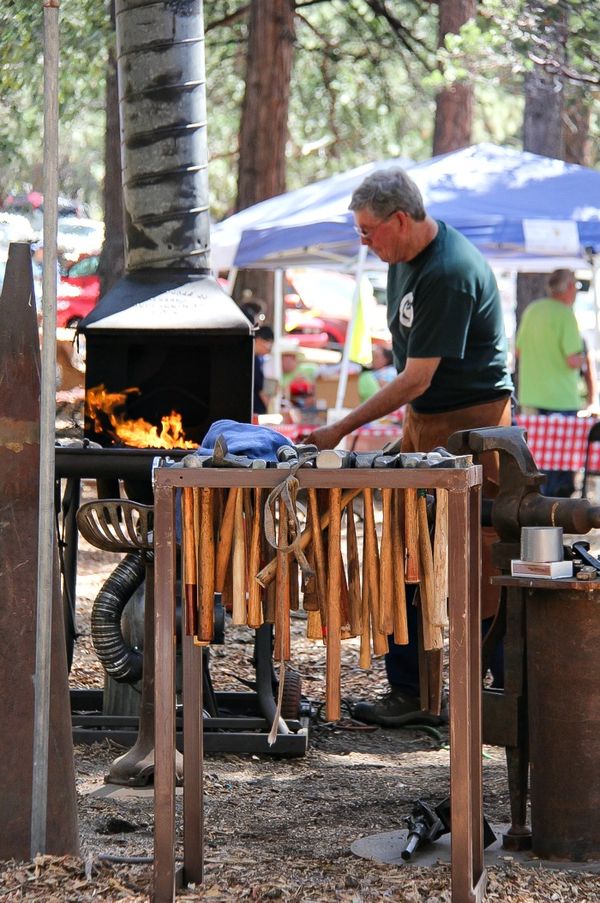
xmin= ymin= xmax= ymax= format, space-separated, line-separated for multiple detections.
xmin=86 ymin=384 xmax=198 ymax=449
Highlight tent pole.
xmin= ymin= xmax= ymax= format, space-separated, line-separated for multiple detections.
xmin=225 ymin=266 xmax=238 ymax=296
xmin=272 ymin=268 xmax=284 ymax=413
xmin=335 ymin=244 xmax=368 ymax=411
xmin=591 ymin=254 xmax=600 ymax=387
xmin=31 ymin=0 xmax=60 ymax=857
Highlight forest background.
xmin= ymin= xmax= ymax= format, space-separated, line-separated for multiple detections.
xmin=0 ymin=0 xmax=599 ymax=311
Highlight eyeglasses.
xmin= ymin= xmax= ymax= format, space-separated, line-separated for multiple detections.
xmin=354 ymin=210 xmax=398 ymax=239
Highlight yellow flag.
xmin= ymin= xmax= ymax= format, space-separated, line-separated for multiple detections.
xmin=348 ymin=276 xmax=374 ymax=367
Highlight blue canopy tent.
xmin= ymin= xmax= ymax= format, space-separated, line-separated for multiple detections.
xmin=211 ymin=143 xmax=600 ymax=271
xmin=210 ymin=155 xmax=413 ymax=272
xmin=211 ymin=143 xmax=600 ymax=409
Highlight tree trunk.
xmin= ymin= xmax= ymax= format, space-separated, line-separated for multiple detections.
xmin=236 ymin=0 xmax=295 ymax=211
xmin=562 ymin=86 xmax=592 ymax=166
xmin=232 ymin=0 xmax=296 ymax=318
xmin=432 ymin=0 xmax=475 ymax=155
xmin=98 ymin=4 xmax=124 ymax=298
xmin=522 ymin=68 xmax=564 ymax=160
xmin=516 ymin=5 xmax=567 ymax=327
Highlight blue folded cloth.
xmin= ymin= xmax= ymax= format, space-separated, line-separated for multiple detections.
xmin=195 ymin=418 xmax=293 ymax=461
xmin=174 ymin=420 xmax=294 ymax=543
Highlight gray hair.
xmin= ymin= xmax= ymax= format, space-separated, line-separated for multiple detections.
xmin=547 ymin=268 xmax=575 ymax=295
xmin=349 ymin=168 xmax=426 ymax=221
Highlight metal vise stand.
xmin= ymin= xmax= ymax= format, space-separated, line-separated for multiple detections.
xmin=448 ymin=425 xmax=600 ymax=851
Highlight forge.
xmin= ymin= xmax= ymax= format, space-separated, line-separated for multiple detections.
xmin=79 ymin=0 xmax=253 ymax=451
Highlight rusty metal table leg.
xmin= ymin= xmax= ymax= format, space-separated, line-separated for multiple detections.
xmin=153 ymin=483 xmax=177 ymax=903
xmin=183 ymin=638 xmax=204 ymax=885
xmin=449 ymin=482 xmax=486 ymax=903
xmin=502 ymin=587 xmax=530 ymax=850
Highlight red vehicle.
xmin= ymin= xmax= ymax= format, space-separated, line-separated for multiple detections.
xmin=56 ymin=254 xmax=101 ymax=327
xmin=284 ymin=268 xmax=390 ymax=349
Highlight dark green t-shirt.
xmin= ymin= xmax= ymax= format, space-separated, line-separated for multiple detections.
xmin=387 ymin=222 xmax=513 ymax=413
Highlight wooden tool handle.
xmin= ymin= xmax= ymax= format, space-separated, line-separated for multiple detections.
xmin=274 ymin=498 xmax=291 ymax=661
xmin=247 ymin=487 xmax=264 ymax=629
xmin=256 ymin=488 xmax=362 ymax=588
xmin=363 ymin=488 xmax=387 ymax=657
xmin=325 ymin=486 xmax=342 ymax=721
xmin=378 ymin=488 xmax=394 ymax=636
xmin=306 ymin=608 xmax=324 ymax=641
xmin=231 ymin=488 xmax=247 ymax=626
xmin=417 ymin=491 xmax=443 ymax=650
xmin=404 ymin=488 xmax=420 ymax=584
xmin=198 ymin=487 xmax=215 ymax=642
xmin=289 ymin=552 xmax=300 ymax=613
xmin=307 ymin=488 xmax=328 ymax=631
xmin=215 ymin=487 xmax=239 ymax=593
xmin=432 ymin=488 xmax=449 ymax=628
xmin=301 ymin=546 xmax=320 ymax=612
xmin=182 ymin=487 xmax=198 ymax=636
xmin=340 ymin=566 xmax=352 ymax=639
xmin=391 ymin=489 xmax=408 ymax=645
xmin=345 ymin=499 xmax=362 ymax=637
xmin=359 ymin=508 xmax=372 ymax=669
xmin=261 ymin=526 xmax=276 ymax=623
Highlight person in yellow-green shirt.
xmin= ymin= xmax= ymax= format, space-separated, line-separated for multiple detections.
xmin=357 ymin=344 xmax=396 ymax=402
xmin=516 ymin=268 xmax=592 ymax=497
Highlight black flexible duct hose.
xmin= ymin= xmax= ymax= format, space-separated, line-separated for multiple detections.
xmin=90 ymin=552 xmax=148 ymax=683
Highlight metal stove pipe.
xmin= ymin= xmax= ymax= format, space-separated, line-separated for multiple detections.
xmin=116 ymin=0 xmax=210 ymax=272
xmin=91 ymin=552 xmax=146 ymax=683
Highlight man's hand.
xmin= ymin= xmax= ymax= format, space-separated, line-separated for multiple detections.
xmin=303 ymin=422 xmax=346 ymax=451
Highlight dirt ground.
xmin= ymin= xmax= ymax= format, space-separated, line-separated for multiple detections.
xmin=1 ymin=401 xmax=600 ymax=901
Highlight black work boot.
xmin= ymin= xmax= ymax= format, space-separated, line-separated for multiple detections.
xmin=352 ymin=688 xmax=448 ymax=727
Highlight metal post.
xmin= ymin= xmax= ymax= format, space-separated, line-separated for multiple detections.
xmin=272 ymin=268 xmax=284 ymax=413
xmin=335 ymin=243 xmax=368 ymax=411
xmin=31 ymin=0 xmax=60 ymax=857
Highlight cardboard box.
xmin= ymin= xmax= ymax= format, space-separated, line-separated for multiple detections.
xmin=314 ymin=371 xmax=360 ymax=409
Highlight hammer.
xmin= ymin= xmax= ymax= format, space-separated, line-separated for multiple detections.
xmin=231 ymin=488 xmax=247 ymax=626
xmin=247 ymin=487 xmax=264 ymax=629
xmin=326 ymin=486 xmax=343 ymax=721
xmin=197 ymin=487 xmax=215 ymax=643
xmin=417 ymin=490 xmax=443 ymax=651
xmin=316 ymin=449 xmax=355 ymax=468
xmin=346 ymin=498 xmax=362 ymax=636
xmin=182 ymin=487 xmax=198 ymax=636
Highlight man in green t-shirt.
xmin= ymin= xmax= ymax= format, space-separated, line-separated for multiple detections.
xmin=516 ymin=268 xmax=591 ymax=497
xmin=305 ymin=167 xmax=512 ymax=726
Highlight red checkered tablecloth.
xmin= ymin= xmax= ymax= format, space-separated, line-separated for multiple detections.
xmin=516 ymin=415 xmax=600 ymax=472
xmin=274 ymin=415 xmax=600 ymax=473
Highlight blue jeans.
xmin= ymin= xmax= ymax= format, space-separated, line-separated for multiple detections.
xmin=384 ymin=587 xmax=504 ymax=696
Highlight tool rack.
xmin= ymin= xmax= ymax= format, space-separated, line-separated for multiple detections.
xmin=152 ymin=463 xmax=485 ymax=903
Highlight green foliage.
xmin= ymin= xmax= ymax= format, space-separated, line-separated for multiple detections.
xmin=0 ymin=0 xmax=110 ymax=205
xmin=205 ymin=0 xmax=441 ymax=219
xmin=2 ymin=0 xmax=597 ymax=219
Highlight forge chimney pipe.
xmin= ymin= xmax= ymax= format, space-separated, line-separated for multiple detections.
xmin=115 ymin=0 xmax=210 ymax=272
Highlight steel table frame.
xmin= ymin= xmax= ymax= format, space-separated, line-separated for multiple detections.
xmin=152 ymin=465 xmax=485 ymax=903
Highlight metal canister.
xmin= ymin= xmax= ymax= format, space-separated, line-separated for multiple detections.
xmin=520 ymin=526 xmax=563 ymax=562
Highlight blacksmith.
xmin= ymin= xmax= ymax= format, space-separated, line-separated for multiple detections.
xmin=305 ymin=167 xmax=513 ymax=725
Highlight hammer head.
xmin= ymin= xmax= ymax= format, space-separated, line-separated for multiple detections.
xmin=316 ymin=449 xmax=355 ymax=469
